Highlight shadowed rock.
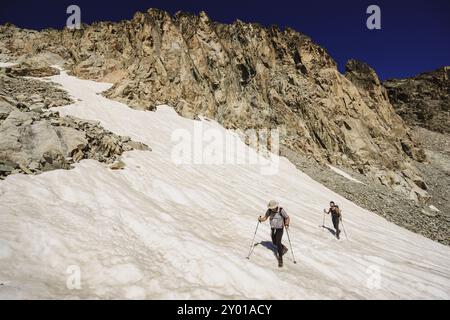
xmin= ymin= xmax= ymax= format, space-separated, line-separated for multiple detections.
xmin=384 ymin=66 xmax=450 ymax=134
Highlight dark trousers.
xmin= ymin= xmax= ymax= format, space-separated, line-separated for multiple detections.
xmin=271 ymin=228 xmax=285 ymax=259
xmin=332 ymin=214 xmax=340 ymax=234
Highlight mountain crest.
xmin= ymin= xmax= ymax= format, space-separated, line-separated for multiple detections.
xmin=0 ymin=9 xmax=429 ymax=202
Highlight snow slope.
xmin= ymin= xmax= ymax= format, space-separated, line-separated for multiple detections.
xmin=0 ymin=70 xmax=449 ymax=299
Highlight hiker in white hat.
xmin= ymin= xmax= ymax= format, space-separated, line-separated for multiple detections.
xmin=258 ymin=200 xmax=290 ymax=267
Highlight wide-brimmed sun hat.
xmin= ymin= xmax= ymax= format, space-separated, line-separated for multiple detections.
xmin=267 ymin=200 xmax=279 ymax=210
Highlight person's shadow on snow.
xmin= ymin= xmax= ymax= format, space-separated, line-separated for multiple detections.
xmin=321 ymin=225 xmax=336 ymax=236
xmin=257 ymin=241 xmax=278 ymax=255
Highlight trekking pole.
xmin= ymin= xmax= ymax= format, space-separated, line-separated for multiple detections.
xmin=285 ymin=226 xmax=297 ymax=264
xmin=340 ymin=217 xmax=348 ymax=240
xmin=246 ymin=220 xmax=260 ymax=259
xmin=322 ymin=211 xmax=326 ymax=231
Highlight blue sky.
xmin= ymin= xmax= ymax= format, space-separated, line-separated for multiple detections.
xmin=1 ymin=0 xmax=449 ymax=80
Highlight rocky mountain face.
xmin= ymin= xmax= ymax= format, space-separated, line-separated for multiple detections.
xmin=382 ymin=68 xmax=450 ymax=243
xmin=384 ymin=67 xmax=450 ymax=134
xmin=0 ymin=66 xmax=149 ymax=179
xmin=0 ymin=10 xmax=429 ymax=203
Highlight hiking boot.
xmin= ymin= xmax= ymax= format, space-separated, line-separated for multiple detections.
xmin=336 ymin=230 xmax=340 ymax=239
xmin=278 ymin=257 xmax=283 ymax=268
xmin=282 ymin=245 xmax=288 ymax=256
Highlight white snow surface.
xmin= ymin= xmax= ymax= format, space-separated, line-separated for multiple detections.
xmin=0 ymin=62 xmax=17 ymax=68
xmin=0 ymin=70 xmax=449 ymax=299
xmin=328 ymin=165 xmax=364 ymax=184
xmin=429 ymin=205 xmax=440 ymax=212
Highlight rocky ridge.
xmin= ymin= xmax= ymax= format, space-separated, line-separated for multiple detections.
xmin=384 ymin=67 xmax=450 ymax=134
xmin=0 ymin=11 xmax=430 ymax=203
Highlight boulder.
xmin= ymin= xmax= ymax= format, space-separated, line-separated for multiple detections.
xmin=5 ymin=60 xmax=60 ymax=77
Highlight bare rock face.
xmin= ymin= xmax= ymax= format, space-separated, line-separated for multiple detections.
xmin=0 ymin=67 xmax=72 ymax=112
xmin=0 ymin=10 xmax=429 ymax=202
xmin=384 ymin=67 xmax=450 ymax=134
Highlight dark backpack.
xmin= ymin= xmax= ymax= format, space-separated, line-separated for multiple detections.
xmin=331 ymin=205 xmax=341 ymax=216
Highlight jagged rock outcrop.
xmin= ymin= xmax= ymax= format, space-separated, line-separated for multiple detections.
xmin=0 ymin=10 xmax=429 ymax=202
xmin=4 ymin=59 xmax=60 ymax=77
xmin=384 ymin=67 xmax=450 ymax=134
xmin=0 ymin=70 xmax=150 ymax=179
